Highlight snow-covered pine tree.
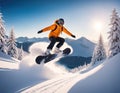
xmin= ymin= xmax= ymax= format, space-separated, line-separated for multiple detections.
xmin=8 ymin=28 xmax=18 ymax=59
xmin=91 ymin=34 xmax=106 ymax=65
xmin=108 ymin=9 xmax=120 ymax=57
xmin=0 ymin=12 xmax=7 ymax=54
xmin=18 ymin=45 xmax=23 ymax=60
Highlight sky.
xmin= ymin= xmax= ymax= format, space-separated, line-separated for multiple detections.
xmin=0 ymin=0 xmax=120 ymax=42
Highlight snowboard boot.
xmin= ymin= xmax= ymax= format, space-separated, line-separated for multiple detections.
xmin=53 ymin=47 xmax=62 ymax=54
xmin=45 ymin=49 xmax=51 ymax=55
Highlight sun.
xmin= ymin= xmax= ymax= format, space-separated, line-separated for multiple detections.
xmin=93 ymin=21 xmax=103 ymax=32
xmin=94 ymin=22 xmax=102 ymax=31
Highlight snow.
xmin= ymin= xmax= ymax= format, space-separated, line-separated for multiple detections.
xmin=66 ymin=37 xmax=95 ymax=57
xmin=0 ymin=51 xmax=19 ymax=70
xmin=91 ymin=34 xmax=106 ymax=65
xmin=69 ymin=54 xmax=120 ymax=93
xmin=0 ymin=42 xmax=120 ymax=93
xmin=0 ymin=60 xmax=19 ymax=70
xmin=108 ymin=9 xmax=120 ymax=57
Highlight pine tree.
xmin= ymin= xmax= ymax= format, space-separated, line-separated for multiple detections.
xmin=8 ymin=28 xmax=18 ymax=59
xmin=108 ymin=9 xmax=120 ymax=57
xmin=91 ymin=34 xmax=106 ymax=65
xmin=0 ymin=12 xmax=7 ymax=54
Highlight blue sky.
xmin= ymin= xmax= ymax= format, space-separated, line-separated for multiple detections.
xmin=0 ymin=0 xmax=120 ymax=41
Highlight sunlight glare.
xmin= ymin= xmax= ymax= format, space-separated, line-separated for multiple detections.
xmin=93 ymin=21 xmax=103 ymax=32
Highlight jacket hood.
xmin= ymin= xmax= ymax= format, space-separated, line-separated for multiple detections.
xmin=54 ymin=19 xmax=59 ymax=24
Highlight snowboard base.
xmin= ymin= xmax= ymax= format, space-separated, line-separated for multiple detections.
xmin=35 ymin=48 xmax=71 ymax=64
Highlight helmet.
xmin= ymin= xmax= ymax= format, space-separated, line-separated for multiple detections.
xmin=58 ymin=18 xmax=64 ymax=25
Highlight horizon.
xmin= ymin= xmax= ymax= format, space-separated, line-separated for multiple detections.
xmin=16 ymin=36 xmax=100 ymax=44
xmin=0 ymin=0 xmax=120 ymax=42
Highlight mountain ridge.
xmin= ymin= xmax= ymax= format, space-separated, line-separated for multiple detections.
xmin=16 ymin=36 xmax=95 ymax=57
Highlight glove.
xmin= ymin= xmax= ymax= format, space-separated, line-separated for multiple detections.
xmin=71 ymin=35 xmax=76 ymax=38
xmin=37 ymin=30 xmax=43 ymax=34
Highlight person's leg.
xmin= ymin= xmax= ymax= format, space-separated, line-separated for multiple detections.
xmin=47 ymin=37 xmax=57 ymax=50
xmin=53 ymin=37 xmax=65 ymax=53
xmin=56 ymin=37 xmax=65 ymax=48
xmin=45 ymin=37 xmax=57 ymax=55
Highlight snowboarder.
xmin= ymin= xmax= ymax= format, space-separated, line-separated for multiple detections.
xmin=37 ymin=18 xmax=76 ymax=55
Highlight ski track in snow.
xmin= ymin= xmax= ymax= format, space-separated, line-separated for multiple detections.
xmin=22 ymin=74 xmax=79 ymax=93
xmin=22 ymin=61 xmax=104 ymax=93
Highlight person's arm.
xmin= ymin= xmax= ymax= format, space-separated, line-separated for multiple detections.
xmin=62 ymin=27 xmax=76 ymax=38
xmin=37 ymin=24 xmax=56 ymax=34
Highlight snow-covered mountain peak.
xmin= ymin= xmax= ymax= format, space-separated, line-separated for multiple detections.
xmin=77 ymin=37 xmax=95 ymax=46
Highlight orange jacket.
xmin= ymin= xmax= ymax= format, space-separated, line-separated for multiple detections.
xmin=41 ymin=20 xmax=73 ymax=38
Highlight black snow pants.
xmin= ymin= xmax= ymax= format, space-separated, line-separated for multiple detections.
xmin=47 ymin=37 xmax=65 ymax=50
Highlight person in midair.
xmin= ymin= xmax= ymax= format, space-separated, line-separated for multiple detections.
xmin=37 ymin=18 xmax=76 ymax=55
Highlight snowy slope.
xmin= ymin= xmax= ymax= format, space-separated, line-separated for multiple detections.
xmin=21 ymin=62 xmax=102 ymax=93
xmin=1 ymin=42 xmax=120 ymax=93
xmin=0 ymin=51 xmax=19 ymax=70
xmin=21 ymin=43 xmax=120 ymax=93
xmin=0 ymin=60 xmax=19 ymax=70
xmin=0 ymin=51 xmax=15 ymax=62
xmin=69 ymin=54 xmax=120 ymax=93
xmin=0 ymin=47 xmax=28 ymax=70
xmin=0 ymin=42 xmax=65 ymax=93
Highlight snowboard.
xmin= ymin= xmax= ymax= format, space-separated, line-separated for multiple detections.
xmin=35 ymin=48 xmax=71 ymax=64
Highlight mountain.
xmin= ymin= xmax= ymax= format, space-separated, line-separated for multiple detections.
xmin=16 ymin=36 xmax=95 ymax=69
xmin=16 ymin=37 xmax=49 ymax=43
xmin=16 ymin=36 xmax=95 ymax=57
xmin=66 ymin=37 xmax=95 ymax=57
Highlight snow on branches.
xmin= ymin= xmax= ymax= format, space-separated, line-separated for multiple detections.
xmin=91 ymin=34 xmax=106 ymax=65
xmin=108 ymin=9 xmax=120 ymax=57
xmin=0 ymin=12 xmax=23 ymax=60
xmin=7 ymin=28 xmax=18 ymax=59
xmin=0 ymin=13 xmax=8 ymax=54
